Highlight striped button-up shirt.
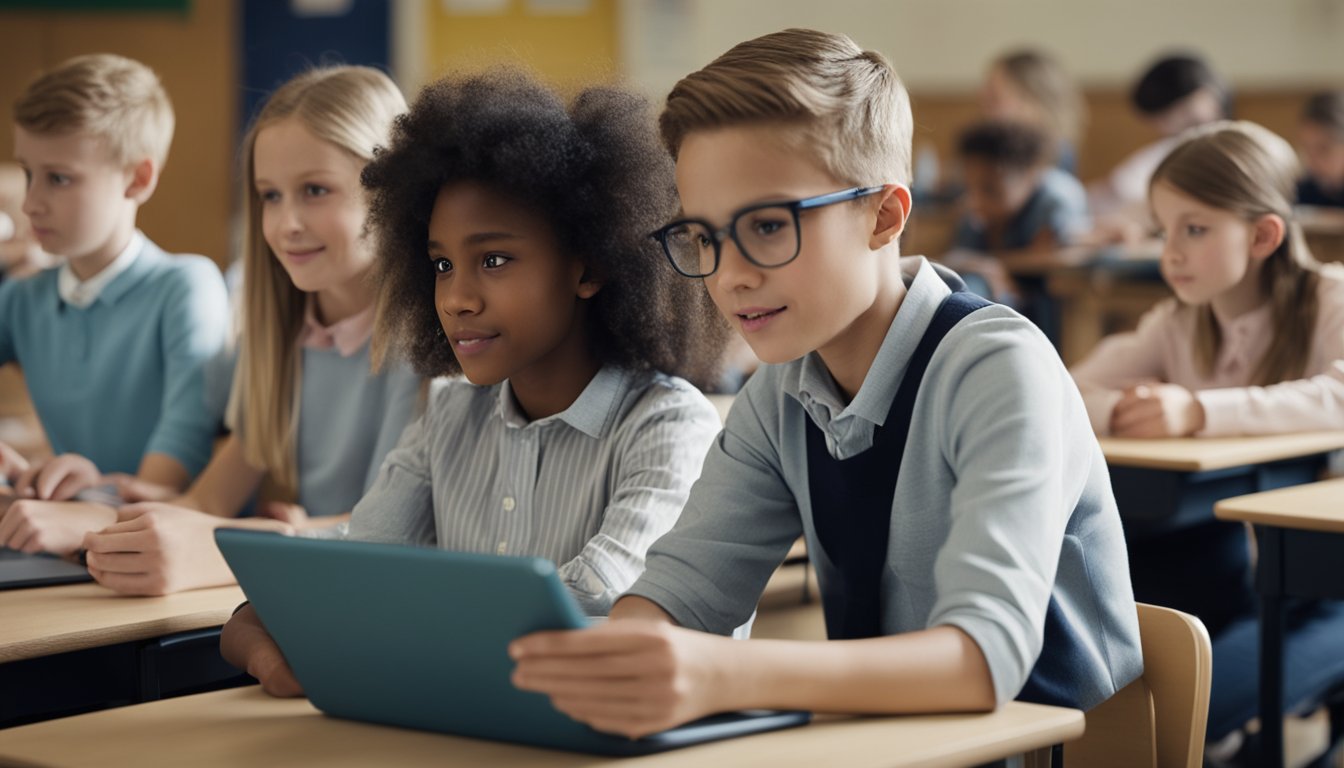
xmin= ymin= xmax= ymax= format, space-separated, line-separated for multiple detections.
xmin=346 ymin=364 xmax=722 ymax=616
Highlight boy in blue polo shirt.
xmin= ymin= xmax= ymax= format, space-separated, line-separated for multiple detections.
xmin=0 ymin=54 xmax=228 ymax=554
xmin=511 ymin=29 xmax=1142 ymax=735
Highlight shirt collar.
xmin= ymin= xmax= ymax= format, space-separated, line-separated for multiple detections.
xmin=56 ymin=230 xmax=144 ymax=309
xmin=784 ymin=256 xmax=954 ymax=429
xmin=494 ymin=363 xmax=630 ymax=439
xmin=298 ymin=298 xmax=375 ymax=357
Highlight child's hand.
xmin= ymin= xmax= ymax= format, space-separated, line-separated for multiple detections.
xmin=221 ymin=603 xmax=305 ymax=698
xmin=0 ymin=499 xmax=118 ymax=556
xmin=509 ymin=620 xmax=735 ymax=739
xmin=13 ymin=453 xmax=102 ymax=501
xmin=1111 ymin=383 xmax=1206 ymax=438
xmin=82 ymin=504 xmax=244 ymax=595
xmin=259 ymin=501 xmax=310 ymax=528
xmin=104 ymin=473 xmax=181 ymax=503
xmin=0 ymin=440 xmax=30 ymax=482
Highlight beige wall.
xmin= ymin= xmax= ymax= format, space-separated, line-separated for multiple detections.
xmin=0 ymin=2 xmax=237 ymax=270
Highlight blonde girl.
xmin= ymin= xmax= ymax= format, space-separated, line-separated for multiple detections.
xmin=80 ymin=66 xmax=420 ymax=596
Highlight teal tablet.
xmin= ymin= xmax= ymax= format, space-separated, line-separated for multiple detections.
xmin=215 ymin=530 xmax=809 ymax=755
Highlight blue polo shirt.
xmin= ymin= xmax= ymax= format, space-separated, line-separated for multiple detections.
xmin=0 ymin=236 xmax=229 ymax=475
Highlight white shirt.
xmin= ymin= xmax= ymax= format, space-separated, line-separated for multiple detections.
xmin=57 ymin=231 xmax=144 ymax=308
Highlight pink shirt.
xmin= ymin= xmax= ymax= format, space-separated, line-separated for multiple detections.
xmin=1070 ymin=264 xmax=1344 ymax=436
xmin=298 ymin=299 xmax=375 ymax=358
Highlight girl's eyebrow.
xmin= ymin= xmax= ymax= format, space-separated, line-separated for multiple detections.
xmin=463 ymin=231 xmax=523 ymax=245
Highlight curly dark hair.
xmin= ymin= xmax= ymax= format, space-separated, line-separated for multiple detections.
xmin=363 ymin=69 xmax=729 ymax=389
xmin=957 ymin=120 xmax=1046 ymax=172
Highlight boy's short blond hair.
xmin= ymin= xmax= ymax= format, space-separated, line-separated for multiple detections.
xmin=12 ymin=53 xmax=175 ymax=169
xmin=660 ymin=28 xmax=911 ymax=188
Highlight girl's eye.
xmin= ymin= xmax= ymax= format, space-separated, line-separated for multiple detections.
xmin=1185 ymin=224 xmax=1206 ymax=237
xmin=304 ymin=184 xmax=329 ymax=198
xmin=752 ymin=219 xmax=786 ymax=237
xmin=49 ymin=173 xmax=71 ymax=186
xmin=482 ymin=253 xmax=512 ymax=269
xmin=432 ymin=257 xmax=452 ymax=274
xmin=695 ymin=233 xmax=714 ymax=250
xmin=259 ymin=190 xmax=280 ymax=204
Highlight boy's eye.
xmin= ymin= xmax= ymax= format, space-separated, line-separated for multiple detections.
xmin=482 ymin=253 xmax=512 ymax=269
xmin=432 ymin=257 xmax=452 ymax=274
xmin=49 ymin=173 xmax=71 ymax=186
xmin=304 ymin=184 xmax=329 ymax=198
xmin=259 ymin=189 xmax=280 ymax=204
xmin=1185 ymin=224 xmax=1206 ymax=237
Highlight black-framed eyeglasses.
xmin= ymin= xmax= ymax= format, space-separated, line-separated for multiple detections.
xmin=650 ymin=186 xmax=886 ymax=278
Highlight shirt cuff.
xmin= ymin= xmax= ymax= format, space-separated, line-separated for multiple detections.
xmin=1194 ymin=389 xmax=1244 ymax=437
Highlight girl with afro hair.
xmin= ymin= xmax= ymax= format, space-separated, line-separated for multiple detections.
xmin=223 ymin=69 xmax=730 ymax=697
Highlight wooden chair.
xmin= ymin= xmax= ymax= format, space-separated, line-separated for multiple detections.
xmin=1065 ymin=603 xmax=1212 ymax=768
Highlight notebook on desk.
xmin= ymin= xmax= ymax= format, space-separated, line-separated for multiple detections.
xmin=215 ymin=529 xmax=810 ymax=755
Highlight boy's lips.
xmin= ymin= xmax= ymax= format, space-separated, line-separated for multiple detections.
xmin=735 ymin=305 xmax=786 ymax=333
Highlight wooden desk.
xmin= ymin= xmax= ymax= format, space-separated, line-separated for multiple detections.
xmin=0 ymin=582 xmax=245 ymax=663
xmin=1215 ymin=479 xmax=1344 ymax=768
xmin=0 ymin=686 xmax=1084 ymax=768
xmin=1099 ymin=432 xmax=1344 ymax=533
xmin=0 ymin=583 xmax=248 ymax=726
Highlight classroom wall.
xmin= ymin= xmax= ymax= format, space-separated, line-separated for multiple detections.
xmin=0 ymin=1 xmax=237 ymax=270
xmin=426 ymin=0 xmax=619 ymax=92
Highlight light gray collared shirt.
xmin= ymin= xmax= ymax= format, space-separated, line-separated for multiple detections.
xmin=347 ymin=364 xmax=722 ymax=616
xmin=627 ymin=256 xmax=1143 ymax=708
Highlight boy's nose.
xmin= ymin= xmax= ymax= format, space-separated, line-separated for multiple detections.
xmin=712 ymin=239 xmax=763 ymax=293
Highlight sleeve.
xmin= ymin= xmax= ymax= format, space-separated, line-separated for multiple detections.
xmin=143 ymin=259 xmax=230 ymax=474
xmin=926 ymin=317 xmax=1088 ymax=704
xmin=345 ymin=398 xmax=436 ymax=547
xmin=1197 ymin=292 xmax=1344 ymax=436
xmin=556 ymin=386 xmax=723 ymax=617
xmin=1043 ymin=174 xmax=1090 ymax=245
xmin=1068 ymin=300 xmax=1177 ymax=435
xmin=0 ymin=280 xmax=15 ymax=366
xmin=622 ymin=375 xmax=804 ymax=634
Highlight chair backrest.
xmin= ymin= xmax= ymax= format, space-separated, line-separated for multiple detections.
xmin=1065 ymin=603 xmax=1212 ymax=768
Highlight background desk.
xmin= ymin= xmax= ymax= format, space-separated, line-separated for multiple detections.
xmin=0 ymin=686 xmax=1084 ymax=768
xmin=0 ymin=583 xmax=247 ymax=726
xmin=1216 ymin=479 xmax=1344 ymax=768
xmin=1098 ymin=432 xmax=1344 ymax=533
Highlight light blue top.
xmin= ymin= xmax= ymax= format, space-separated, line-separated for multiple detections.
xmin=294 ymin=344 xmax=420 ymax=517
xmin=346 ymin=365 xmax=722 ymax=616
xmin=955 ymin=167 xmax=1090 ymax=251
xmin=0 ymin=235 xmax=229 ymax=475
xmin=626 ymin=257 xmax=1143 ymax=707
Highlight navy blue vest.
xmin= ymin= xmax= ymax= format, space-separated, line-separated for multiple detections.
xmin=805 ymin=290 xmax=1089 ymax=709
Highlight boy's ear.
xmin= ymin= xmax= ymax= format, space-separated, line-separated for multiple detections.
xmin=1249 ymin=213 xmax=1286 ymax=262
xmin=870 ymin=184 xmax=912 ymax=250
xmin=124 ymin=157 xmax=158 ymax=204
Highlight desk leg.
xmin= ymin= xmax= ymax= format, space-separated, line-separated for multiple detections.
xmin=1259 ymin=527 xmax=1286 ymax=768
xmin=1022 ymin=746 xmax=1054 ymax=768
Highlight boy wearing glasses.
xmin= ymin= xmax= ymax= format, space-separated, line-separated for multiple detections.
xmin=511 ymin=28 xmax=1141 ymax=735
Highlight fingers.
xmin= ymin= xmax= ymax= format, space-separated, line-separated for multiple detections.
xmin=88 ymin=567 xmax=167 ymax=597
xmin=0 ymin=441 xmax=29 ymax=480
xmin=248 ymin=642 xmax=305 ymax=698
xmin=510 ymin=624 xmax=661 ymax=660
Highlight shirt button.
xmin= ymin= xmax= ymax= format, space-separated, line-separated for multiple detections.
xmin=502 ymin=497 xmax=516 ymax=512
xmin=496 ymin=541 xmax=507 ymax=555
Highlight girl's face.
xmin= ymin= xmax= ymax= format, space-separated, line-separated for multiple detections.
xmin=426 ymin=182 xmax=599 ymax=388
xmin=1299 ymin=121 xmax=1344 ymax=191
xmin=1151 ymin=181 xmax=1272 ymax=310
xmin=254 ymin=117 xmax=373 ymax=317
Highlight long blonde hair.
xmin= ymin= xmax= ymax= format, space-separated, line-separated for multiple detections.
xmin=1151 ymin=120 xmax=1321 ymax=385
xmin=235 ymin=66 xmax=405 ymax=495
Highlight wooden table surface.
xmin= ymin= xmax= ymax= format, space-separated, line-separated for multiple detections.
xmin=0 ymin=582 xmax=245 ymax=663
xmin=1214 ymin=477 xmax=1344 ymax=533
xmin=1098 ymin=432 xmax=1344 ymax=472
xmin=0 ymin=687 xmax=1085 ymax=768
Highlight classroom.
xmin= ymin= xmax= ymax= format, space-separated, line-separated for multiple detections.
xmin=1 ymin=1 xmax=1343 ymax=766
